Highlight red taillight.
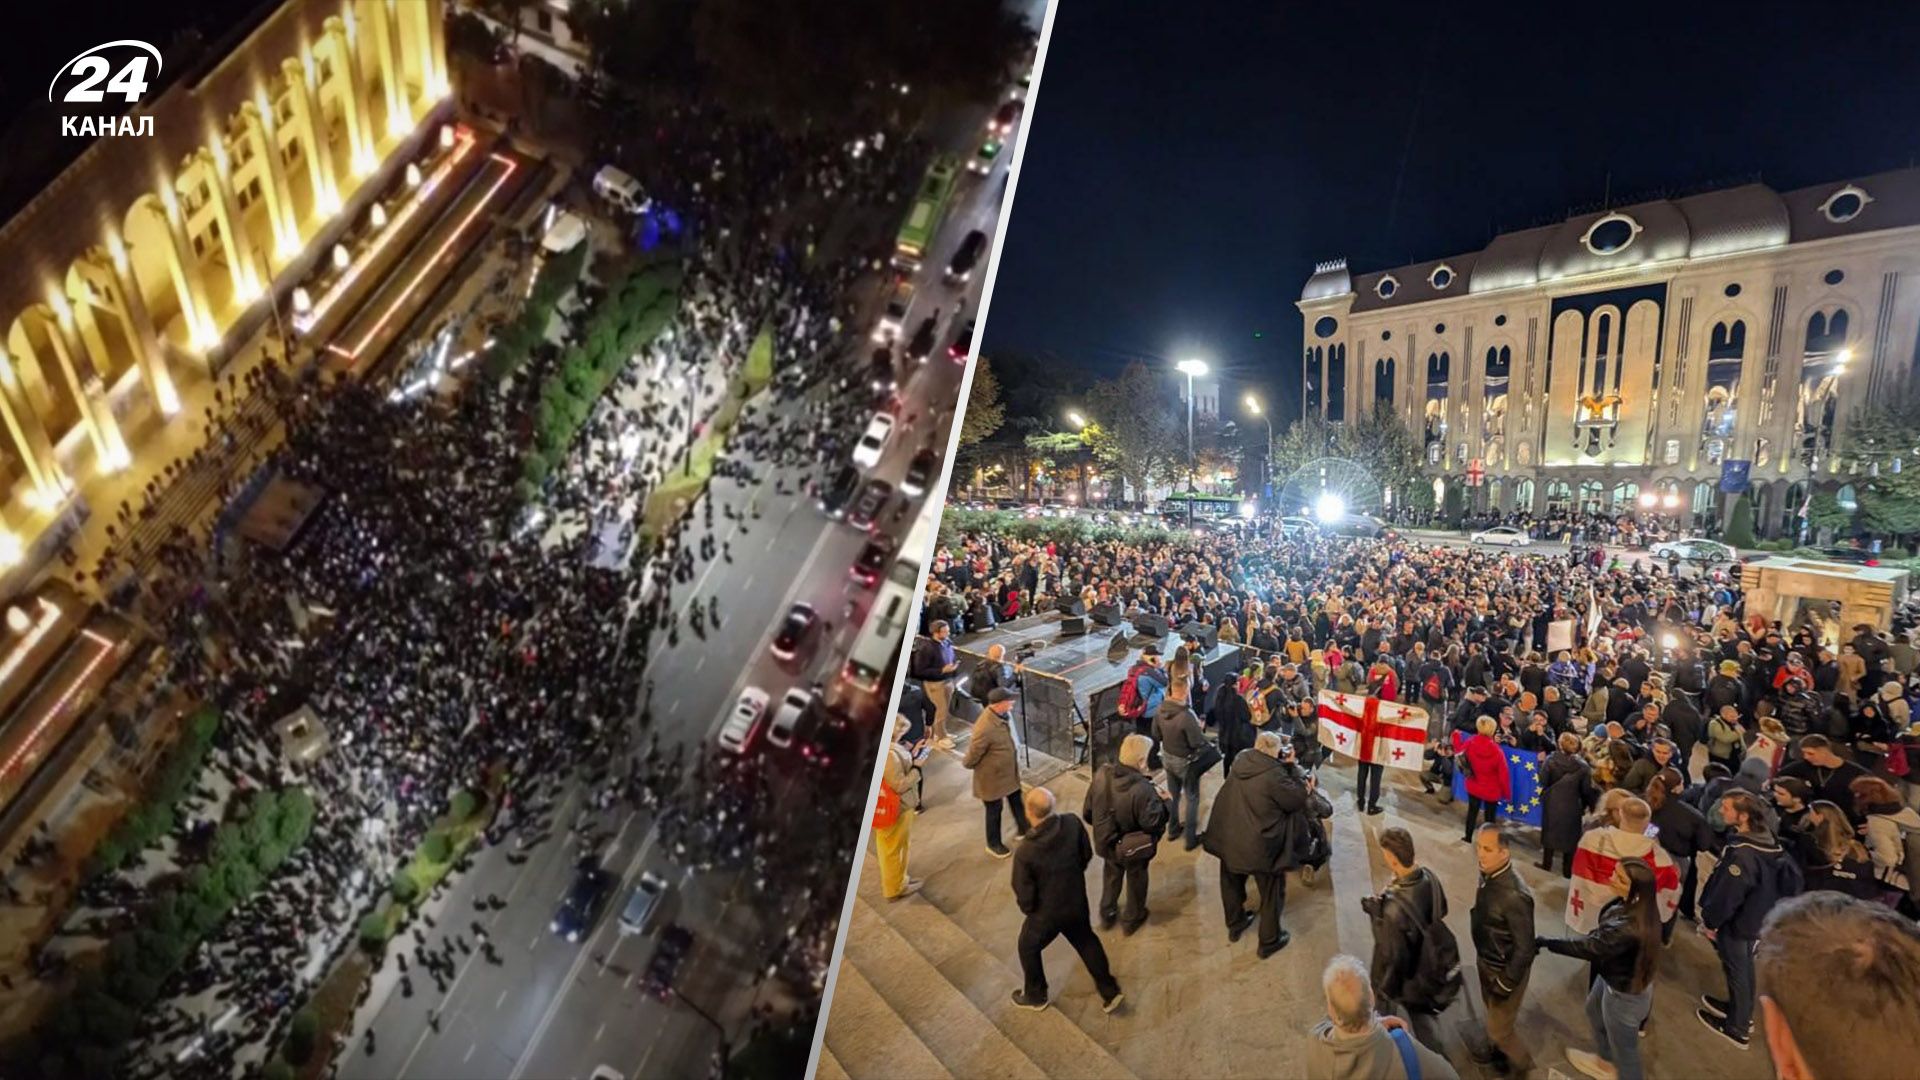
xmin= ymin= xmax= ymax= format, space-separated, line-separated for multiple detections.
xmin=1867 ymin=557 xmax=1880 ymax=566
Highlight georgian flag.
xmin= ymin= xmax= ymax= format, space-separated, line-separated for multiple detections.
xmin=1315 ymin=690 xmax=1430 ymax=772
xmin=1565 ymin=827 xmax=1682 ymax=933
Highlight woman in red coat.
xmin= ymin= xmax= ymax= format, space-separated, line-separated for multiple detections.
xmin=1456 ymin=715 xmax=1511 ymax=841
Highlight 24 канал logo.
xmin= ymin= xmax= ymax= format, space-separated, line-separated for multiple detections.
xmin=50 ymin=39 xmax=161 ymax=138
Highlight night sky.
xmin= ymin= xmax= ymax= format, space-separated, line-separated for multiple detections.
xmin=984 ymin=0 xmax=1920 ymax=416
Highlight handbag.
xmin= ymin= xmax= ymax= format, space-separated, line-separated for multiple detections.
xmin=1115 ymin=830 xmax=1158 ymax=863
xmin=1188 ymin=740 xmax=1224 ymax=776
xmin=872 ymin=781 xmax=901 ymax=830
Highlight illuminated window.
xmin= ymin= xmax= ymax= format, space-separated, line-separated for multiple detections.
xmin=1663 ymin=439 xmax=1680 ymax=465
xmin=1376 ymin=275 xmax=1399 ymax=299
xmin=1582 ymin=213 xmax=1641 ymax=256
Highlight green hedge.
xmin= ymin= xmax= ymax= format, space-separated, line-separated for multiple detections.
xmin=33 ymin=787 xmax=315 ymax=1078
xmin=481 ymin=241 xmax=591 ymax=381
xmin=933 ymin=508 xmax=1192 ymax=552
xmin=88 ymin=708 xmax=221 ymax=879
xmin=356 ymin=788 xmax=492 ymax=954
xmin=518 ymin=260 xmax=685 ymax=500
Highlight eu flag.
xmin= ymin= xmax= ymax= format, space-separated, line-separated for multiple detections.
xmin=1452 ymin=746 xmax=1545 ymax=827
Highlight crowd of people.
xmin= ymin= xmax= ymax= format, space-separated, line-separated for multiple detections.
xmin=6 ymin=79 xmax=965 ymax=1078
xmin=888 ymin=517 xmax=1920 ymax=1079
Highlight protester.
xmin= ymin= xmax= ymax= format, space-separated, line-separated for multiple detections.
xmin=875 ymin=715 xmax=922 ymax=901
xmin=910 ymin=621 xmax=963 ymax=749
xmin=1465 ymin=824 xmax=1535 ymax=1076
xmin=1085 ymin=733 xmax=1169 ymax=934
xmin=1754 ymin=892 xmax=1920 ymax=1080
xmin=1009 ymin=788 xmax=1124 ymax=1014
xmin=1538 ymin=732 xmax=1595 ymax=875
xmin=1306 ymin=954 xmax=1460 ymax=1080
xmin=1698 ymin=789 xmax=1805 ymax=1049
xmin=1457 ymin=717 xmax=1511 ymax=842
xmin=1154 ymin=674 xmax=1211 ymax=850
xmin=1204 ymin=731 xmax=1311 ymax=957
xmin=1535 ymin=859 xmax=1664 ymax=1080
xmin=1850 ymin=774 xmax=1920 ymax=912
xmin=963 ymin=688 xmax=1029 ymax=858
xmin=1363 ymin=827 xmax=1458 ymax=1046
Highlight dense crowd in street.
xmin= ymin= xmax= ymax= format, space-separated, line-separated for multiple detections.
xmin=885 ymin=517 xmax=1920 ymax=1079
xmin=9 ymin=90 xmax=955 ymax=1079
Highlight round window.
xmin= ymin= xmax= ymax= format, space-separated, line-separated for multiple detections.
xmin=1584 ymin=216 xmax=1638 ymax=254
xmin=1313 ymin=316 xmax=1338 ymax=339
xmin=1823 ymin=269 xmax=1845 ymax=286
xmin=1821 ymin=187 xmax=1869 ymax=224
xmin=1429 ymin=266 xmax=1454 ymax=290
xmin=1376 ymin=276 xmax=1399 ymax=299
xmin=1381 ymin=330 xmax=1392 ymax=341
xmin=1434 ymin=323 xmax=1446 ymax=335
xmin=1724 ymin=283 xmax=1741 ymax=298
xmin=1493 ymin=314 xmax=1507 ymax=327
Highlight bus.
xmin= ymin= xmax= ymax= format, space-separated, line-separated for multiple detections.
xmin=893 ymin=156 xmax=960 ymax=271
xmin=1157 ymin=492 xmax=1247 ymax=525
xmin=837 ymin=506 xmax=938 ymax=717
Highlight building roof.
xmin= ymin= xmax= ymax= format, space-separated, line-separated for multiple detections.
xmin=1301 ymin=167 xmax=1920 ymax=306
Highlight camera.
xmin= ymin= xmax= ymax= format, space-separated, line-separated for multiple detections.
xmin=1015 ymin=641 xmax=1042 ymax=661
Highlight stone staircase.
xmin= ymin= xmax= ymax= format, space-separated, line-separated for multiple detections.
xmin=824 ymin=887 xmax=1138 ymax=1080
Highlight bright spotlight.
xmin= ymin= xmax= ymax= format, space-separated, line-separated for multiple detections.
xmin=1314 ymin=492 xmax=1346 ymax=523
xmin=1238 ymin=501 xmax=1256 ymax=520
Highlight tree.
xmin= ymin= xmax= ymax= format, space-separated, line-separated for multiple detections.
xmin=1844 ymin=391 xmax=1920 ymax=540
xmin=1441 ymin=482 xmax=1465 ymax=528
xmin=1083 ymin=362 xmax=1181 ymax=506
xmin=1725 ymin=493 xmax=1757 ymax=548
xmin=957 ymin=356 xmax=1005 ymax=451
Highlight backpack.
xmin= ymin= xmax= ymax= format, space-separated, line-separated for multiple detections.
xmin=1139 ymin=676 xmax=1167 ymax=719
xmin=1118 ymin=665 xmax=1149 ymax=719
xmin=1423 ymin=673 xmax=1444 ymax=701
xmin=1246 ymin=684 xmax=1271 ymax=726
xmin=1387 ymin=879 xmax=1464 ymax=1012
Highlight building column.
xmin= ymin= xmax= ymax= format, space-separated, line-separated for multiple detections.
xmin=284 ymin=56 xmax=340 ymax=215
xmin=43 ymin=302 xmax=127 ymax=470
xmin=329 ymin=16 xmax=377 ymax=175
xmin=370 ymin=0 xmax=408 ymax=138
xmin=100 ymin=234 xmax=179 ymax=417
xmin=201 ymin=142 xmax=261 ymax=305
xmin=245 ymin=99 xmax=300 ymax=260
xmin=0 ymin=349 xmax=63 ymax=503
xmin=424 ymin=0 xmax=447 ymax=97
xmin=150 ymin=193 xmax=215 ymax=352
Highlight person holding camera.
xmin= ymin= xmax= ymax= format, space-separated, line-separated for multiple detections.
xmin=972 ymin=642 xmax=1025 ymax=703
xmin=1203 ymin=730 xmax=1313 ymax=957
xmin=1084 ymin=733 xmax=1170 ymax=935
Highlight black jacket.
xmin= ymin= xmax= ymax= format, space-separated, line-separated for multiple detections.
xmin=1701 ymin=829 xmax=1804 ymax=938
xmin=1470 ymin=862 xmax=1536 ymax=996
xmin=1211 ymin=685 xmax=1257 ymax=760
xmin=1369 ymin=867 xmax=1449 ymax=1008
xmin=908 ymin=637 xmax=953 ymax=684
xmin=1650 ymin=797 xmax=1716 ymax=860
xmin=1201 ymin=750 xmax=1309 ymax=875
xmin=1540 ymin=898 xmax=1654 ymax=994
xmin=1661 ymin=697 xmax=1705 ymax=753
xmin=1540 ymin=752 xmax=1595 ymax=854
xmin=1011 ymin=812 xmax=1094 ymax=926
xmin=1084 ymin=763 xmax=1168 ymax=859
xmin=970 ymin=656 xmax=1020 ymax=702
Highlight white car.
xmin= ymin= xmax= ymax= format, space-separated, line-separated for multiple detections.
xmin=1470 ymin=526 xmax=1533 ymax=547
xmin=717 ymin=688 xmax=770 ymax=754
xmin=1278 ymin=515 xmax=1317 ymax=538
xmin=1650 ymin=538 xmax=1737 ymax=566
xmin=767 ymin=687 xmax=814 ymax=750
xmin=851 ymin=413 xmax=895 ymax=470
xmin=872 ymin=280 xmax=915 ymax=343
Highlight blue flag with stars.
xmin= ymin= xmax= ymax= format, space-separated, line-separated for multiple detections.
xmin=1452 ymin=745 xmax=1545 ymax=826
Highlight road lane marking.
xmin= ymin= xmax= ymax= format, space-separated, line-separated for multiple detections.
xmin=702 ymin=515 xmax=845 ymax=744
xmin=694 ymin=654 xmax=705 ymax=673
xmin=497 ymin=988 xmax=509 ymax=1009
xmin=527 ymin=933 xmax=539 ymax=951
xmin=465 ymin=1044 xmax=476 ymax=1063
xmin=509 ymin=820 xmax=661 ymax=1080
xmin=594 ymin=1022 xmax=606 ymax=1042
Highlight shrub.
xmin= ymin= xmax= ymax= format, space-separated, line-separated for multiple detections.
xmin=358 ymin=912 xmax=393 ymax=949
xmin=451 ymin=789 xmax=479 ymax=822
xmin=262 ymin=1058 xmax=295 ymax=1080
xmin=286 ymin=1009 xmax=320 ymax=1065
xmin=391 ymin=871 xmax=420 ymax=904
xmin=421 ymin=831 xmax=453 ymax=864
xmin=1725 ymin=494 xmax=1756 ymax=548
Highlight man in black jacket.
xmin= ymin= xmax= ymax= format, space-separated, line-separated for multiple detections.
xmin=1698 ymin=789 xmax=1804 ymax=1049
xmin=908 ymin=621 xmax=961 ymax=749
xmin=1661 ymin=690 xmax=1704 ymax=781
xmin=1010 ymin=787 xmax=1124 ymax=1014
xmin=1466 ymin=824 xmax=1535 ymax=1075
xmin=1365 ymin=827 xmax=1455 ymax=1048
xmin=1202 ymin=731 xmax=1310 ymax=958
xmin=1085 ymin=734 xmax=1169 ymax=934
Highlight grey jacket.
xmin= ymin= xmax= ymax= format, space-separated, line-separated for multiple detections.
xmin=1305 ymin=1019 xmax=1460 ymax=1080
xmin=963 ymin=708 xmax=1021 ymax=801
xmin=1154 ymin=699 xmax=1208 ymax=775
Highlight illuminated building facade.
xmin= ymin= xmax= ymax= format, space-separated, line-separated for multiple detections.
xmin=0 ymin=0 xmax=447 ymax=565
xmin=1297 ymin=170 xmax=1920 ymax=533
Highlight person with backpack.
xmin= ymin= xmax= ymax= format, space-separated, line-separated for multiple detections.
xmin=1849 ymin=775 xmax=1920 ymax=915
xmin=1084 ymin=733 xmax=1170 ymax=935
xmin=1418 ymin=655 xmax=1454 ymax=716
xmin=1697 ymin=789 xmax=1805 ymax=1049
xmin=1364 ymin=828 xmax=1460 ymax=1053
xmin=1116 ymin=645 xmax=1170 ymax=760
xmin=1535 ymin=858 xmax=1665 ymax=1080
xmin=1155 ymin=674 xmax=1214 ymax=851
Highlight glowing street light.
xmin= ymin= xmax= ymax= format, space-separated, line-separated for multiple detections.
xmin=1244 ymin=394 xmax=1273 ymax=492
xmin=1175 ymin=359 xmax=1209 ymax=507
xmin=1065 ymin=410 xmax=1087 ymax=430
xmin=1314 ymin=491 xmax=1346 ymax=523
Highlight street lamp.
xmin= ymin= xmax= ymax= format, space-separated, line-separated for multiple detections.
xmin=1244 ymin=394 xmax=1273 ymax=495
xmin=1065 ymin=410 xmax=1087 ymax=430
xmin=1176 ymin=360 xmax=1208 ymax=519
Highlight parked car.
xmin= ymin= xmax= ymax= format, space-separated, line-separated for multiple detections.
xmin=551 ymin=860 xmax=612 ymax=943
xmin=848 ymin=478 xmax=894 ymax=531
xmin=1649 ymin=537 xmax=1738 ymax=566
xmin=1320 ymin=513 xmax=1396 ymax=540
xmin=945 ymin=230 xmax=988 ymax=283
xmin=902 ymin=446 xmax=940 ymax=498
xmin=1815 ymin=544 xmax=1880 ymax=566
xmin=770 ymin=603 xmax=819 ymax=662
xmin=873 ymin=279 xmax=914 ymax=342
xmin=1470 ymin=525 xmax=1533 ymax=547
xmin=1278 ymin=515 xmax=1318 ymax=538
xmin=642 ymin=925 xmax=695 ymax=1000
xmin=767 ymin=687 xmax=815 ymax=750
xmin=717 ymin=688 xmax=770 ymax=754
xmin=816 ymin=464 xmax=860 ymax=520
xmin=851 ymin=412 xmax=895 ymax=470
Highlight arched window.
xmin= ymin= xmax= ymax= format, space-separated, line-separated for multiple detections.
xmin=1799 ymin=309 xmax=1850 ymax=456
xmin=1611 ymin=481 xmax=1639 ymax=513
xmin=1304 ymin=347 xmax=1322 ymax=414
xmin=1374 ymin=356 xmax=1396 ymax=408
xmin=1578 ymin=480 xmax=1605 ymax=514
xmin=1708 ymin=320 xmax=1746 ymax=360
xmin=1426 ymin=351 xmax=1450 ymax=384
xmin=1513 ymin=478 xmax=1535 ymax=512
xmin=1806 ymin=309 xmax=1849 ymax=353
xmin=1484 ymin=345 xmax=1512 ymax=380
xmin=1545 ymin=480 xmax=1572 ymax=513
xmin=1326 ymin=344 xmax=1347 ymax=422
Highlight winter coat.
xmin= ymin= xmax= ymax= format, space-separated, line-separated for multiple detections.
xmin=1701 ymin=829 xmax=1804 ymax=938
xmin=1864 ymin=806 xmax=1920 ymax=893
xmin=1305 ymin=1019 xmax=1461 ymax=1080
xmin=1153 ymin=699 xmax=1209 ymax=777
xmin=1084 ymin=763 xmax=1168 ymax=860
xmin=1211 ymin=685 xmax=1257 ymax=762
xmin=962 ymin=709 xmax=1021 ymax=801
xmin=1010 ymin=812 xmax=1093 ymax=926
xmin=1650 ymin=797 xmax=1716 ymax=860
xmin=1539 ymin=897 xmax=1655 ymax=994
xmin=1457 ymin=732 xmax=1511 ymax=803
xmin=1201 ymin=750 xmax=1310 ymax=875
xmin=1470 ymin=862 xmax=1536 ymax=995
xmin=1368 ymin=867 xmax=1449 ymax=1008
xmin=1540 ymin=751 xmax=1595 ymax=854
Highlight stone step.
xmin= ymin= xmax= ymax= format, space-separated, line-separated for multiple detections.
xmin=821 ymin=960 xmax=955 ymax=1080
xmin=853 ymin=887 xmax=1139 ymax=1080
xmin=815 ymin=1045 xmax=851 ymax=1080
xmin=844 ymin=894 xmax=1049 ymax=1080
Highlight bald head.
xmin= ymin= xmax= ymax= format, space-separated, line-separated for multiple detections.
xmin=1024 ymin=787 xmax=1055 ymax=822
xmin=1619 ymin=796 xmax=1651 ymax=834
xmin=1118 ymin=733 xmax=1153 ymax=770
xmin=1322 ymin=955 xmax=1375 ymax=1034
xmin=987 ymin=643 xmax=1006 ymax=662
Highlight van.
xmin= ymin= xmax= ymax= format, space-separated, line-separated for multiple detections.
xmin=592 ymin=166 xmax=647 ymax=214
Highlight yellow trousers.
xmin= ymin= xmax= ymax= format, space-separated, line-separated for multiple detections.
xmin=875 ymin=808 xmax=915 ymax=897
